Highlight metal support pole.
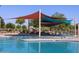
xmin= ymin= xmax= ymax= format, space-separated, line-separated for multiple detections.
xmin=73 ymin=17 xmax=77 ymax=37
xmin=38 ymin=9 xmax=41 ymax=53
xmin=39 ymin=9 xmax=41 ymax=38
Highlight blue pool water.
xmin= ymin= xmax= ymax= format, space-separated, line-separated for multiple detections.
xmin=0 ymin=36 xmax=79 ymax=53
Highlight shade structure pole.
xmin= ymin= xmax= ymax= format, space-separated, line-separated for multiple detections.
xmin=39 ymin=9 xmax=41 ymax=38
xmin=26 ymin=19 xmax=28 ymax=30
xmin=73 ymin=17 xmax=77 ymax=37
xmin=38 ymin=9 xmax=41 ymax=53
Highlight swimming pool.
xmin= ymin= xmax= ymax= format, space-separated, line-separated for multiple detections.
xmin=0 ymin=36 xmax=79 ymax=53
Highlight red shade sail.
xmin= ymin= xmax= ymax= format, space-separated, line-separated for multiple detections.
xmin=12 ymin=11 xmax=39 ymax=19
xmin=11 ymin=11 xmax=65 ymax=20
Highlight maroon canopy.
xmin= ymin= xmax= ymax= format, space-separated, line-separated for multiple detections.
xmin=12 ymin=11 xmax=39 ymax=20
xmin=12 ymin=11 xmax=65 ymax=20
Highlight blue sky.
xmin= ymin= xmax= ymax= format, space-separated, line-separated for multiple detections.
xmin=0 ymin=5 xmax=79 ymax=25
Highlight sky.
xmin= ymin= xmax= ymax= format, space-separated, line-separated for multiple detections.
xmin=0 ymin=5 xmax=79 ymax=25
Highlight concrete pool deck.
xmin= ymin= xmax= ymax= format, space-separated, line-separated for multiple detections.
xmin=22 ymin=38 xmax=79 ymax=42
xmin=0 ymin=35 xmax=79 ymax=42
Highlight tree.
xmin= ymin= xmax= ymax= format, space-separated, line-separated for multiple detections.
xmin=16 ymin=18 xmax=25 ymax=26
xmin=22 ymin=25 xmax=27 ymax=33
xmin=0 ymin=16 xmax=5 ymax=28
xmin=31 ymin=19 xmax=39 ymax=27
xmin=22 ymin=25 xmax=27 ymax=30
xmin=16 ymin=18 xmax=25 ymax=32
xmin=6 ymin=23 xmax=15 ymax=29
xmin=52 ymin=12 xmax=66 ymax=20
xmin=16 ymin=25 xmax=21 ymax=30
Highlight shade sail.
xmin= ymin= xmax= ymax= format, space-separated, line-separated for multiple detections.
xmin=11 ymin=11 xmax=71 ymax=25
xmin=41 ymin=22 xmax=61 ymax=26
xmin=11 ymin=11 xmax=39 ymax=19
xmin=42 ymin=15 xmax=71 ymax=24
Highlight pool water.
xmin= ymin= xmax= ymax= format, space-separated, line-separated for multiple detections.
xmin=0 ymin=36 xmax=79 ymax=53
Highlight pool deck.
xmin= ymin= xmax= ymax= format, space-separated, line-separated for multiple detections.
xmin=0 ymin=35 xmax=79 ymax=42
xmin=22 ymin=37 xmax=79 ymax=42
xmin=0 ymin=35 xmax=11 ymax=37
